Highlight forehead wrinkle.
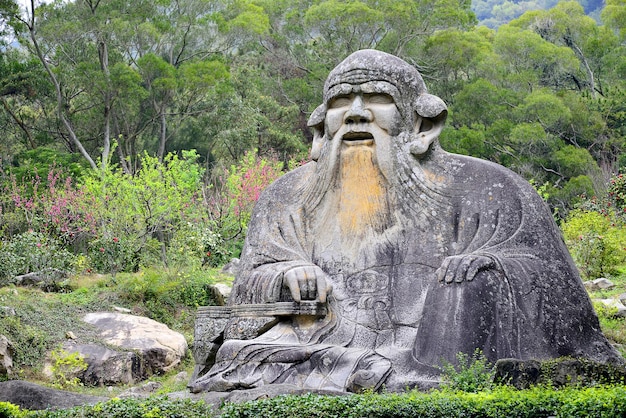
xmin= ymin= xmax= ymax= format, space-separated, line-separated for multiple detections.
xmin=326 ymin=81 xmax=400 ymax=104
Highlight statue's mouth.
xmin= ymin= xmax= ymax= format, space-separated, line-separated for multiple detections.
xmin=342 ymin=131 xmax=374 ymax=146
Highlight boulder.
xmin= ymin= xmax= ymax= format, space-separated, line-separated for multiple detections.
xmin=52 ymin=343 xmax=142 ymax=386
xmin=0 ymin=306 xmax=16 ymax=317
xmin=495 ymin=358 xmax=626 ymax=388
xmin=584 ymin=278 xmax=615 ymax=292
xmin=82 ymin=312 xmax=187 ymax=378
xmin=12 ymin=268 xmax=69 ymax=292
xmin=221 ymin=258 xmax=240 ymax=276
xmin=594 ymin=298 xmax=626 ymax=318
xmin=210 ymin=283 xmax=232 ymax=306
xmin=0 ymin=380 xmax=106 ymax=410
xmin=118 ymin=381 xmax=162 ymax=399
xmin=0 ymin=335 xmax=13 ymax=376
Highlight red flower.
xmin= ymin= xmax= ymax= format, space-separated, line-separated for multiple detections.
xmin=113 ymin=237 xmax=119 ymax=243
xmin=99 ymin=247 xmax=105 ymax=253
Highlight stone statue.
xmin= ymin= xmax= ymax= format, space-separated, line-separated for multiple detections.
xmin=189 ymin=49 xmax=622 ymax=393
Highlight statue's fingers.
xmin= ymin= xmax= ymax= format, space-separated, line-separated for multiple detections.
xmin=466 ymin=260 xmax=480 ymax=282
xmin=285 ymin=274 xmax=301 ymax=302
xmin=316 ymin=275 xmax=328 ymax=303
xmin=455 ymin=256 xmax=474 ymax=283
xmin=467 ymin=256 xmax=495 ymax=281
xmin=445 ymin=258 xmax=461 ymax=283
xmin=437 ymin=259 xmax=451 ymax=283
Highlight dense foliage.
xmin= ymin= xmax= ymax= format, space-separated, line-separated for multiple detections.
xmin=0 ymin=0 xmax=624 ymax=275
xmin=2 ymin=385 xmax=626 ymax=417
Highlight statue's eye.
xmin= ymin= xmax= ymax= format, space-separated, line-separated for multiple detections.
xmin=366 ymin=93 xmax=394 ymax=104
xmin=329 ymin=95 xmax=352 ymax=108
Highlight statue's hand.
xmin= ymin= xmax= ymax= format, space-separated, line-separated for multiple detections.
xmin=437 ymin=254 xmax=496 ymax=284
xmin=283 ymin=265 xmax=332 ymax=303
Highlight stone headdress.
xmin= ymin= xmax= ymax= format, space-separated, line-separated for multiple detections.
xmin=308 ymin=49 xmax=447 ymax=131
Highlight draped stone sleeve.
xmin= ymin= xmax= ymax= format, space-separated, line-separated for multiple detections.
xmin=227 ymin=163 xmax=319 ymax=306
xmin=415 ymin=155 xmax=619 ymax=365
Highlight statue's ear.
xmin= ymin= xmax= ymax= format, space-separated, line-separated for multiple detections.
xmin=310 ymin=125 xmax=324 ymax=161
xmin=408 ymin=94 xmax=447 ymax=157
xmin=308 ymin=104 xmax=327 ymax=161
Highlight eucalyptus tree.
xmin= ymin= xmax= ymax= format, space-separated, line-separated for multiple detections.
xmin=6 ymin=0 xmax=237 ymax=172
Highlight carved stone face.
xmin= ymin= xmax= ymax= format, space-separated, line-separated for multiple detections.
xmin=326 ymin=92 xmax=399 ymax=146
xmin=325 ymin=83 xmax=402 ymax=150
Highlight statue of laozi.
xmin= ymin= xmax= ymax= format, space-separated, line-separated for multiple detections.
xmin=189 ymin=49 xmax=622 ymax=393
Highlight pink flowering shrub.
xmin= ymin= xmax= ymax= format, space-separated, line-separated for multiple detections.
xmin=1 ymin=167 xmax=97 ymax=248
xmin=204 ymin=150 xmax=291 ymax=260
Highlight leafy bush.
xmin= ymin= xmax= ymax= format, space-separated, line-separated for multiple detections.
xmin=0 ymin=231 xmax=75 ymax=282
xmin=440 ymin=349 xmax=495 ymax=393
xmin=561 ymin=209 xmax=626 ymax=280
xmin=81 ymin=150 xmax=207 ymax=273
xmin=49 ymin=348 xmax=88 ymax=389
xmin=0 ymin=314 xmax=49 ymax=370
xmin=608 ymin=171 xmax=626 ymax=215
xmin=24 ymin=396 xmax=214 ymax=418
xmin=0 ymin=401 xmax=26 ymax=418
xmin=115 ymin=268 xmax=217 ymax=326
xmin=217 ymin=385 xmax=626 ymax=418
xmin=87 ymin=235 xmax=137 ymax=276
xmin=204 ymin=150 xmax=288 ymax=259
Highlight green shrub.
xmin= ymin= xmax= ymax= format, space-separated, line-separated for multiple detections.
xmin=0 ymin=401 xmax=25 ymax=418
xmin=49 ymin=348 xmax=88 ymax=389
xmin=25 ymin=396 xmax=213 ymax=418
xmin=0 ymin=231 xmax=75 ymax=283
xmin=217 ymin=385 xmax=626 ymax=418
xmin=12 ymin=385 xmax=626 ymax=417
xmin=561 ymin=209 xmax=626 ymax=279
xmin=0 ymin=315 xmax=49 ymax=370
xmin=440 ymin=349 xmax=495 ymax=393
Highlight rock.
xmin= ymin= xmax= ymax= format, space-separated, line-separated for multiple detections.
xmin=494 ymin=358 xmax=541 ymax=389
xmin=112 ymin=306 xmax=132 ymax=313
xmin=595 ymin=298 xmax=626 ymax=318
xmin=66 ymin=331 xmax=77 ymax=340
xmin=221 ymin=258 xmax=240 ymax=276
xmin=0 ymin=306 xmax=16 ymax=317
xmin=619 ymin=293 xmax=626 ymax=306
xmin=0 ymin=335 xmax=14 ymax=376
xmin=190 ymin=49 xmax=623 ymax=394
xmin=210 ymin=283 xmax=232 ymax=306
xmin=83 ymin=312 xmax=187 ymax=377
xmin=174 ymin=371 xmax=189 ymax=384
xmin=584 ymin=278 xmax=615 ymax=292
xmin=495 ymin=358 xmax=626 ymax=389
xmin=118 ymin=381 xmax=162 ymax=399
xmin=0 ymin=380 xmax=106 ymax=410
xmin=12 ymin=268 xmax=69 ymax=292
xmin=59 ymin=343 xmax=142 ymax=386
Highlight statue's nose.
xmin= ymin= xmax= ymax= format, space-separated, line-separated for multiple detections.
xmin=344 ymin=96 xmax=372 ymax=124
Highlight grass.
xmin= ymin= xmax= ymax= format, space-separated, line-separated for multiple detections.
xmin=1 ymin=261 xmax=626 ymax=415
xmin=0 ymin=266 xmax=233 ymax=388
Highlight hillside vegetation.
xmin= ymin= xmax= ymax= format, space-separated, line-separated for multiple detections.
xmin=1 ymin=1 xmax=626 ymax=415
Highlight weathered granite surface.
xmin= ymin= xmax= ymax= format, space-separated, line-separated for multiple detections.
xmin=190 ymin=49 xmax=622 ymax=394
xmin=0 ymin=380 xmax=106 ymax=410
xmin=0 ymin=335 xmax=13 ymax=376
xmin=76 ymin=312 xmax=187 ymax=385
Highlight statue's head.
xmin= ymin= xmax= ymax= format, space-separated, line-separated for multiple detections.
xmin=308 ymin=50 xmax=447 ymax=161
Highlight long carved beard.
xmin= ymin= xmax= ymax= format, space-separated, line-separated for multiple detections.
xmin=337 ymin=146 xmax=391 ymax=238
xmin=300 ymin=142 xmax=394 ymax=257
